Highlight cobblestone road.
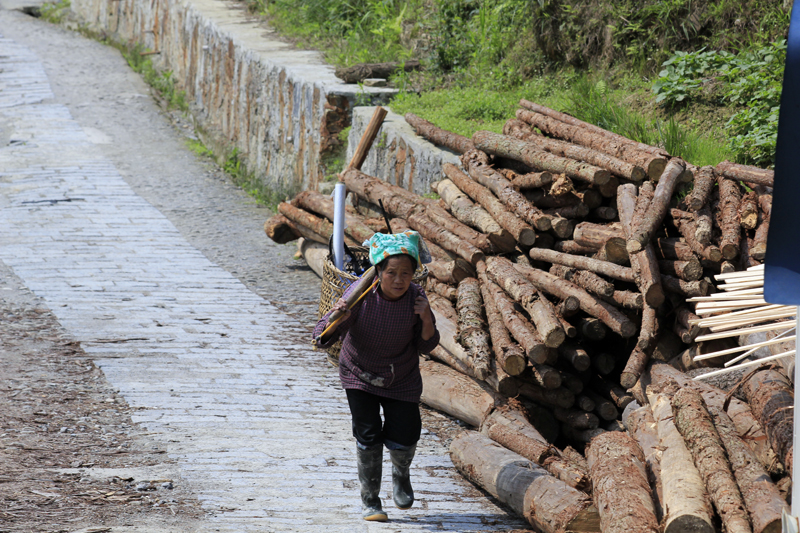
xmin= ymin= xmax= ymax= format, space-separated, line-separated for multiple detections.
xmin=0 ymin=11 xmax=526 ymax=533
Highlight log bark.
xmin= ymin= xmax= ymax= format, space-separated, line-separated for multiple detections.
xmin=627 ymin=158 xmax=686 ymax=253
xmin=655 ymin=237 xmax=699 ymax=262
xmin=516 ymin=107 xmax=667 ymax=179
xmin=530 ymin=247 xmax=635 ymax=282
xmin=694 ymin=206 xmax=713 ymax=245
xmin=756 ymin=185 xmax=773 ymax=216
xmin=586 ymin=431 xmax=660 ymax=533
xmin=450 ymin=431 xmax=599 ymax=533
xmin=550 ymin=265 xmax=615 ymax=298
xmin=591 ymin=206 xmax=617 ymax=221
xmin=517 ymin=382 xmax=575 ymax=409
xmin=525 ymin=363 xmax=562 ymax=389
xmin=345 ymin=106 xmax=388 ymax=171
xmin=426 ymin=259 xmax=474 ymax=285
xmin=671 ymin=388 xmax=752 ymax=533
xmin=674 ymin=306 xmax=701 ymax=343
xmin=461 ymin=151 xmax=552 ymax=231
xmin=292 ymin=190 xmax=376 ymax=244
xmin=442 ymin=163 xmax=537 ymax=246
xmin=525 ymin=189 xmax=601 ymax=210
xmin=740 ymin=369 xmax=794 ymax=476
xmin=555 ymin=408 xmax=599 ymax=429
xmin=404 ymin=112 xmax=475 ymax=154
xmin=264 ymin=214 xmax=300 ymax=244
xmin=592 ymin=380 xmax=634 ymax=410
xmin=485 ymin=257 xmax=566 ymax=348
xmin=649 ymin=392 xmax=715 ymax=533
xmin=661 ymin=275 xmax=710 ymax=297
xmin=503 ymin=120 xmax=646 ymax=181
xmin=481 ymin=405 xmax=558 ymax=465
xmin=543 ymin=456 xmax=592 ymax=493
xmin=476 ymin=261 xmax=528 ymax=376
xmin=599 ymin=290 xmax=644 ymax=310
xmin=671 ymin=209 xmax=724 ymax=262
xmin=584 ymin=390 xmax=619 ymax=421
xmin=498 ymin=167 xmax=554 ymax=189
xmin=554 ymin=240 xmax=600 ymax=256
xmin=456 ymin=278 xmax=492 ymax=380
xmin=427 ymin=345 xmax=517 ymax=397
xmin=278 ymin=202 xmax=351 ymax=245
xmin=752 ymin=214 xmax=769 ymax=260
xmin=435 ymin=178 xmax=517 ymax=252
xmin=739 ymin=190 xmax=759 ymax=230
xmin=710 ymin=407 xmax=787 ymax=533
xmin=473 ymin=130 xmax=611 ymax=185
xmin=487 ymin=280 xmax=550 ymax=364
xmin=617 ymin=184 xmax=665 ymax=307
xmin=335 ymin=60 xmax=421 ymax=84
xmin=658 ymin=258 xmax=702 ymax=282
xmin=511 ymin=263 xmax=637 ymax=338
xmin=419 ymin=359 xmax=498 ymax=428
xmin=561 ymin=372 xmax=585 ymax=396
xmin=716 ymin=160 xmax=774 ymax=187
xmin=625 ymin=406 xmax=664 ymax=522
xmin=558 ymin=343 xmax=591 ymax=372
xmin=717 ymin=177 xmax=743 ymax=260
xmin=578 ymin=317 xmax=607 ymax=341
xmin=686 ymin=165 xmax=717 ymax=211
xmin=573 ymin=222 xmax=629 ymax=265
xmin=427 ymin=277 xmax=457 ymax=301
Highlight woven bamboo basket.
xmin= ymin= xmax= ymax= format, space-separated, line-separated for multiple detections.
xmin=317 ymin=247 xmax=428 ymax=366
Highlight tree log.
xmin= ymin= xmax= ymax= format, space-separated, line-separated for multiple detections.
xmin=738 ymin=190 xmax=759 ymax=230
xmin=554 ymin=240 xmax=599 ymax=256
xmin=694 ymin=206 xmax=713 ymax=245
xmin=487 ymin=278 xmax=550 ymax=364
xmin=674 ymin=306 xmax=701 ymax=343
xmin=752 ymin=214 xmax=769 ymax=260
xmin=419 ymin=359 xmax=499 ymax=428
xmin=481 ymin=404 xmax=558 ymax=464
xmin=555 ymin=407 xmax=599 ymax=429
xmin=504 ymin=120 xmax=645 ymax=181
xmin=627 ymin=158 xmax=686 ymax=253
xmin=442 ymin=163 xmax=537 ymax=246
xmin=716 ymin=160 xmax=774 ymax=187
xmin=671 ymin=209 xmax=723 ymax=262
xmin=473 ymin=130 xmax=611 ymax=185
xmin=685 ymin=165 xmax=717 ymax=211
xmin=661 ymin=275 xmax=710 ymax=297
xmin=592 ymin=379 xmax=634 ymax=410
xmin=578 ymin=317 xmax=607 ymax=341
xmin=740 ymin=369 xmax=794 ymax=476
xmin=531 ymin=247 xmax=635 ymax=282
xmin=592 ymin=352 xmax=616 ymax=375
xmin=599 ymin=290 xmax=644 ymax=310
xmin=517 ymin=382 xmax=575 ymax=409
xmin=584 ymin=389 xmax=619 ymax=421
xmin=335 ymin=60 xmax=421 ymax=83
xmin=435 ymin=178 xmax=517 ymax=252
xmin=658 ymin=258 xmax=702 ymax=282
xmin=264 ymin=214 xmax=300 ymax=244
xmin=427 ymin=345 xmax=517 ymax=397
xmin=671 ymin=388 xmax=751 ymax=533
xmin=512 ymin=263 xmax=637 ymax=337
xmin=450 ymin=431 xmax=599 ymax=533
xmin=561 ymin=372 xmax=585 ymax=395
xmin=476 ymin=261 xmax=528 ymax=375
xmin=573 ymin=222 xmax=629 ymax=264
xmin=655 ymin=237 xmax=699 ymax=262
xmin=427 ymin=277 xmax=457 ymax=302
xmin=717 ymin=177 xmax=743 ymax=260
xmin=558 ymin=343 xmax=591 ymax=372
xmin=710 ymin=407 xmax=787 ymax=533
xmin=292 ymin=190 xmax=376 ymax=244
xmin=550 ymin=265 xmax=614 ymax=299
xmin=278 ymin=202 xmax=357 ymax=246
xmin=485 ymin=257 xmax=565 ymax=348
xmin=456 ymin=278 xmax=492 ymax=380
xmin=404 ymin=112 xmax=474 ymax=154
xmin=516 ymin=106 xmax=667 ymax=179
xmin=617 ymin=184 xmax=665 ymax=308
xmin=498 ymin=167 xmax=554 ymax=189
xmin=586 ymin=432 xmax=659 ymax=533
xmin=543 ymin=456 xmax=592 ymax=493
xmin=525 ymin=363 xmax=562 ymax=389
xmin=625 ymin=406 xmax=665 ymax=522
xmin=649 ymin=393 xmax=715 ymax=533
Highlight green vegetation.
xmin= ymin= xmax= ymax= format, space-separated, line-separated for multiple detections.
xmin=256 ymin=0 xmax=789 ymax=168
xmin=38 ymin=0 xmax=71 ymax=23
xmin=117 ymin=43 xmax=188 ymax=112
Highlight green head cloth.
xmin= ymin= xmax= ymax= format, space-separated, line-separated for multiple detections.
xmin=364 ymin=231 xmax=431 ymax=268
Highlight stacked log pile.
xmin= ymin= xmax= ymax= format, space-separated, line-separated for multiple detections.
xmin=264 ymin=103 xmax=791 ymax=532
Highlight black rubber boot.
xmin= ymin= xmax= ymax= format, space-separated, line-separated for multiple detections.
xmin=356 ymin=444 xmax=388 ymax=521
xmin=389 ymin=444 xmax=416 ymax=509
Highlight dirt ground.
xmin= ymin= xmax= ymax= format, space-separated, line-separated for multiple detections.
xmin=0 ymin=262 xmax=205 ymax=533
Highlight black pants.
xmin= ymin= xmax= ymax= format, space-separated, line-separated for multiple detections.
xmin=345 ymin=389 xmax=421 ymax=449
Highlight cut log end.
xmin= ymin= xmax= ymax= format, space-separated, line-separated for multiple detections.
xmin=647 ymin=159 xmax=667 ymax=180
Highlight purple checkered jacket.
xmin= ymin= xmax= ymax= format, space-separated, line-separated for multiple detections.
xmin=313 ymin=282 xmax=440 ymax=402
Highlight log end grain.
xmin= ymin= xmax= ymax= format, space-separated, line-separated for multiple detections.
xmin=647 ymin=158 xmax=667 ymax=180
xmin=519 ymin=228 xmax=537 ymax=247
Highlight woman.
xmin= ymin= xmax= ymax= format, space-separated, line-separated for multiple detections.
xmin=313 ymin=231 xmax=439 ymax=522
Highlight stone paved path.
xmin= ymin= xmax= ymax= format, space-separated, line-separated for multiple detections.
xmin=0 ymin=16 xmax=526 ymax=533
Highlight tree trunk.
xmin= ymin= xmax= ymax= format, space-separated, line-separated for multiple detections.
xmin=485 ymin=257 xmax=566 ymax=348
xmin=278 ymin=202 xmax=359 ymax=246
xmin=497 ymin=167 xmax=555 ymax=189
xmin=586 ymin=432 xmax=660 ymax=533
xmin=473 ymin=130 xmax=611 ymax=185
xmin=530 ymin=247 xmax=635 ymax=282
xmin=752 ymin=214 xmax=769 ymax=260
xmin=617 ymin=184 xmax=665 ymax=308
xmin=558 ymin=342 xmax=591 ymax=372
xmin=591 ymin=206 xmax=617 ymax=220
xmin=561 ymin=372 xmax=585 ymax=396
xmin=460 ymin=151 xmax=552 ymax=231
xmin=442 ymin=163 xmax=537 ymax=246
xmin=292 ymin=190 xmax=376 ymax=244
xmin=435 ymin=178 xmax=517 ymax=252
xmin=335 ymin=60 xmax=421 ymax=83
xmin=449 ymin=431 xmax=599 ymax=533
xmin=427 ymin=277 xmax=457 ymax=302
xmin=555 ymin=407 xmax=600 ymax=429
xmin=625 ymin=406 xmax=665 ymax=522
xmin=422 ymin=199 xmax=497 ymax=254
xmin=543 ymin=456 xmax=592 ymax=493
xmin=481 ymin=405 xmax=558 ymax=465
xmin=573 ymin=222 xmax=629 ymax=265
xmin=476 ymin=261 xmax=528 ymax=376
xmin=661 ymin=275 xmax=710 ymax=297
xmin=671 ymin=209 xmax=724 ymax=262
xmin=426 ymin=259 xmax=474 ymax=285
xmin=741 ymin=369 xmax=794 ymax=476
xmin=456 ymin=278 xmax=492 ymax=380
xmin=738 ymin=190 xmax=759 ymax=230
xmin=264 ymin=214 xmax=300 ymax=244
xmin=599 ymin=290 xmax=644 ymax=310
xmin=517 ymin=381 xmax=575 ymax=409
xmin=658 ymin=258 xmax=702 ymax=281
xmin=515 ymin=107 xmax=667 ymax=179
xmin=419 ymin=359 xmax=498 ymax=428
xmin=427 ymin=345 xmax=517 ymax=397
xmin=554 ymin=239 xmax=603 ymax=256
xmin=404 ymin=112 xmax=474 ymax=154
xmin=649 ymin=393 xmax=715 ymax=533
xmin=592 ymin=379 xmax=635 ymax=410
xmin=686 ymin=165 xmax=717 ymax=211
xmin=694 ymin=206 xmax=713 ymax=245
xmin=671 ymin=388 xmax=752 ymax=533
xmin=674 ymin=306 xmax=701 ymax=343
xmin=525 ymin=363 xmax=563 ymax=389
xmin=710 ymin=407 xmax=787 ymax=533
xmin=504 ymin=120 xmax=645 ymax=181
xmin=484 ymin=275 xmax=550 ymax=364
xmin=627 ymin=158 xmax=686 ymax=253
xmin=716 ymin=160 xmax=774 ymax=187
xmin=655 ymin=237 xmax=700 ymax=262
xmin=512 ymin=263 xmax=637 ymax=338
xmin=717 ymin=177 xmax=743 ymax=260
xmin=583 ymin=390 xmax=618 ymax=421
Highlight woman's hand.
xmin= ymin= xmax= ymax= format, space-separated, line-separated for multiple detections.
xmin=330 ymin=296 xmax=351 ymax=324
xmin=415 ymin=296 xmax=436 ymax=340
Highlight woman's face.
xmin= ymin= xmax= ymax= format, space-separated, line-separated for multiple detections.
xmin=378 ymin=255 xmax=416 ymax=301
